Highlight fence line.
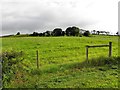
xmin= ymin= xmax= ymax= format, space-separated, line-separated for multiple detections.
xmin=86 ymin=42 xmax=112 ymax=61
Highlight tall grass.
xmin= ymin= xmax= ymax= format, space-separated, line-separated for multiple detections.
xmin=1 ymin=51 xmax=25 ymax=87
xmin=31 ymin=56 xmax=119 ymax=75
xmin=1 ymin=50 xmax=119 ymax=88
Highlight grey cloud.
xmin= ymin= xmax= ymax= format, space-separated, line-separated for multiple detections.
xmin=2 ymin=0 xmax=101 ymax=35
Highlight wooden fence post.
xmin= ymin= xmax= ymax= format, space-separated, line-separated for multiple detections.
xmin=109 ymin=42 xmax=112 ymax=57
xmin=86 ymin=46 xmax=88 ymax=61
xmin=36 ymin=50 xmax=39 ymax=69
xmin=85 ymin=42 xmax=112 ymax=60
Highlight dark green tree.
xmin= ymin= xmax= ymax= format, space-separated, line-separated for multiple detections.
xmin=16 ymin=32 xmax=20 ymax=35
xmin=116 ymin=32 xmax=118 ymax=35
xmin=83 ymin=31 xmax=90 ymax=36
xmin=92 ymin=30 xmax=96 ymax=35
xmin=66 ymin=27 xmax=72 ymax=36
xmin=97 ymin=31 xmax=100 ymax=35
xmin=65 ymin=26 xmax=80 ymax=36
xmin=62 ymin=31 xmax=65 ymax=36
xmin=44 ymin=31 xmax=52 ymax=36
xmin=38 ymin=33 xmax=43 ymax=36
xmin=32 ymin=32 xmax=39 ymax=36
xmin=52 ymin=28 xmax=62 ymax=36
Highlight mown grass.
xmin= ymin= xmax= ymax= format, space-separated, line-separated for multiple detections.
xmin=1 ymin=35 xmax=119 ymax=88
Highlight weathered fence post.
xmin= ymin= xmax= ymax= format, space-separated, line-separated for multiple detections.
xmin=86 ymin=46 xmax=88 ymax=61
xmin=85 ymin=42 xmax=112 ymax=60
xmin=109 ymin=42 xmax=112 ymax=57
xmin=36 ymin=50 xmax=39 ymax=69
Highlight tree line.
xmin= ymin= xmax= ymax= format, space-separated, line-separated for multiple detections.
xmin=16 ymin=26 xmax=118 ymax=37
xmin=28 ymin=26 xmax=90 ymax=37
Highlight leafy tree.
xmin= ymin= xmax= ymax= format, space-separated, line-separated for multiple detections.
xmin=52 ymin=28 xmax=62 ymax=36
xmin=32 ymin=32 xmax=39 ymax=36
xmin=39 ymin=33 xmax=43 ymax=36
xmin=62 ymin=31 xmax=65 ymax=36
xmin=116 ymin=32 xmax=118 ymax=35
xmin=16 ymin=32 xmax=20 ymax=35
xmin=65 ymin=26 xmax=80 ymax=36
xmin=45 ymin=31 xmax=52 ymax=36
xmin=72 ymin=26 xmax=80 ymax=36
xmin=97 ymin=31 xmax=100 ymax=35
xmin=83 ymin=31 xmax=90 ymax=36
xmin=66 ymin=27 xmax=72 ymax=36
xmin=92 ymin=30 xmax=96 ymax=35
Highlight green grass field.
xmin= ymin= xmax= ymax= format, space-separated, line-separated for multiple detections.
xmin=1 ymin=35 xmax=119 ymax=88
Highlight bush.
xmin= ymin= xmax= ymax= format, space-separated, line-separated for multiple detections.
xmin=1 ymin=51 xmax=24 ymax=86
xmin=86 ymin=56 xmax=119 ymax=67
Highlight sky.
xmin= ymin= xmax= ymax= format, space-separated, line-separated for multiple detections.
xmin=1 ymin=0 xmax=119 ymax=36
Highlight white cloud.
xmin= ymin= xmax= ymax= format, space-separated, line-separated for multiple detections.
xmin=1 ymin=0 xmax=119 ymax=35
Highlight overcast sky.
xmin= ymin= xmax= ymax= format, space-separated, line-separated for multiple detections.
xmin=1 ymin=0 xmax=119 ymax=36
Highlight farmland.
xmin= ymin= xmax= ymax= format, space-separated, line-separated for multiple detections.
xmin=0 ymin=35 xmax=119 ymax=88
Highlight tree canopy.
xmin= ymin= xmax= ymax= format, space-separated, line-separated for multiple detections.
xmin=66 ymin=26 xmax=80 ymax=36
xmin=52 ymin=28 xmax=62 ymax=36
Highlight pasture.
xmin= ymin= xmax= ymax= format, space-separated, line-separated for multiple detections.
xmin=1 ymin=35 xmax=119 ymax=88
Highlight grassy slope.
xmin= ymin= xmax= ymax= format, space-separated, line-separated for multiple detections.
xmin=1 ymin=35 xmax=119 ymax=88
xmin=1 ymin=35 xmax=118 ymax=67
xmin=7 ymin=57 xmax=119 ymax=88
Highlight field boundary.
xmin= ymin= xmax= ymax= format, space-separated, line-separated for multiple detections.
xmin=86 ymin=42 xmax=112 ymax=60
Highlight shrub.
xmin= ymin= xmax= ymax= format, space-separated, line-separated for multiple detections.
xmin=1 ymin=51 xmax=24 ymax=86
xmin=86 ymin=56 xmax=119 ymax=67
